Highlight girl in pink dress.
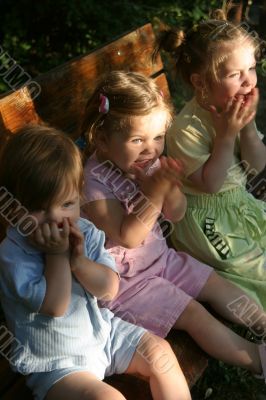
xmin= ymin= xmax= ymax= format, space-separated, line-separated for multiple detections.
xmin=80 ymin=70 xmax=266 ymax=379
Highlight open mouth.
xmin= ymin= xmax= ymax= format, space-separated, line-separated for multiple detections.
xmin=234 ymin=92 xmax=251 ymax=103
xmin=133 ymin=159 xmax=153 ymax=169
xmin=57 ymin=222 xmax=64 ymax=230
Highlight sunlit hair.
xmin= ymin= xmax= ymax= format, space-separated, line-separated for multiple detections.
xmin=156 ymin=7 xmax=263 ymax=87
xmin=0 ymin=123 xmax=83 ymax=211
xmin=80 ymin=70 xmax=173 ymax=156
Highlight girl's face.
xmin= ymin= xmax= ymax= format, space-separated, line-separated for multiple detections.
xmin=30 ymin=186 xmax=80 ymax=227
xmin=205 ymin=43 xmax=257 ymax=109
xmin=98 ymin=107 xmax=169 ymax=174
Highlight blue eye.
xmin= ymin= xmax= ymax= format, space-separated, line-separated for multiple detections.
xmin=132 ymin=138 xmax=142 ymax=144
xmin=154 ymin=135 xmax=164 ymax=141
xmin=63 ymin=202 xmax=73 ymax=208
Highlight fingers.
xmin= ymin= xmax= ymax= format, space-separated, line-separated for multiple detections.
xmin=224 ymin=95 xmax=256 ymax=126
xmin=230 ymin=95 xmax=244 ymax=116
xmin=69 ymin=224 xmax=84 ymax=241
xmin=248 ymin=86 xmax=259 ymax=105
xmin=29 ymin=218 xmax=71 ymax=253
xmin=133 ymin=165 xmax=146 ymax=182
xmin=29 ymin=226 xmax=45 ymax=246
xmin=159 ymin=156 xmax=184 ymax=179
xmin=208 ymin=104 xmax=220 ymax=117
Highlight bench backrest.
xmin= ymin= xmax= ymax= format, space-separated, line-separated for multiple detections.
xmin=0 ymin=20 xmax=265 ymax=237
xmin=0 ymin=23 xmax=172 ymax=238
xmin=0 ymin=23 xmax=169 ymax=142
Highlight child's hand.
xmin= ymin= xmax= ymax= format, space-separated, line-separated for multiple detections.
xmin=239 ymin=87 xmax=259 ymax=113
xmin=28 ymin=218 xmax=70 ymax=254
xmin=133 ymin=156 xmax=183 ymax=200
xmin=160 ymin=156 xmax=184 ymax=184
xmin=239 ymin=87 xmax=259 ymax=134
xmin=209 ymin=90 xmax=257 ymax=139
xmin=69 ymin=221 xmax=85 ymax=271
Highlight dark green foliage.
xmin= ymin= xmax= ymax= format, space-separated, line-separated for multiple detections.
xmin=0 ymin=0 xmax=220 ymax=93
xmin=191 ymin=358 xmax=266 ymax=400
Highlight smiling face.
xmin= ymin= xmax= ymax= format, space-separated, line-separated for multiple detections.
xmin=97 ymin=107 xmax=169 ymax=174
xmin=206 ymin=42 xmax=257 ymax=109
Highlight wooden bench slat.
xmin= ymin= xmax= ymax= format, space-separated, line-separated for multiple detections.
xmin=0 ymin=23 xmax=164 ymax=139
xmin=0 ymin=358 xmax=26 ymax=397
xmin=34 ymin=23 xmax=163 ymax=138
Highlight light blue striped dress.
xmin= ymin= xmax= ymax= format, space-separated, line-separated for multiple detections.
xmin=0 ymin=218 xmax=145 ymax=378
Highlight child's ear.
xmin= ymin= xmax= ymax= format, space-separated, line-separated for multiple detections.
xmin=95 ymin=131 xmax=109 ymax=152
xmin=190 ymin=73 xmax=204 ymax=91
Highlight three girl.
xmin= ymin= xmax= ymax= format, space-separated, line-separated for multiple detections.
xmin=0 ymin=125 xmax=191 ymax=400
xmin=80 ymin=70 xmax=266 ymax=382
xmin=159 ymin=10 xmax=266 ymax=307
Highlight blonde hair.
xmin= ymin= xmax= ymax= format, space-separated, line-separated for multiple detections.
xmin=157 ymin=8 xmax=262 ymax=87
xmin=80 ymin=70 xmax=173 ymax=157
xmin=0 ymin=123 xmax=83 ymax=211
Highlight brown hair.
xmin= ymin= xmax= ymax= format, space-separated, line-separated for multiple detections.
xmin=0 ymin=123 xmax=83 ymax=211
xmin=80 ymin=70 xmax=173 ymax=157
xmin=156 ymin=8 xmax=262 ymax=87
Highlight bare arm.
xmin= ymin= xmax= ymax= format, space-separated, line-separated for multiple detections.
xmin=240 ymin=120 xmax=266 ymax=173
xmin=162 ymin=186 xmax=187 ymax=222
xmin=29 ymin=219 xmax=72 ymax=317
xmin=69 ymin=222 xmax=119 ymax=300
xmin=189 ymin=95 xmax=257 ymax=193
xmin=82 ymin=195 xmax=164 ymax=249
xmin=161 ymin=157 xmax=187 ymax=222
xmin=83 ymin=160 xmax=180 ymax=248
xmin=188 ymin=135 xmax=236 ymax=193
xmin=41 ymin=252 xmax=72 ymax=316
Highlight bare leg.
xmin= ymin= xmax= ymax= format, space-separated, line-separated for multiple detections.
xmin=197 ymin=271 xmax=266 ymax=336
xmin=45 ymin=371 xmax=126 ymax=400
xmin=174 ymin=299 xmax=262 ymax=375
xmin=125 ymin=332 xmax=191 ymax=400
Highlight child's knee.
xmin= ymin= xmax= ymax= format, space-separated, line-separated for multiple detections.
xmin=175 ymin=299 xmax=205 ymax=330
xmin=88 ymin=386 xmax=126 ymax=400
xmin=137 ymin=333 xmax=177 ymax=376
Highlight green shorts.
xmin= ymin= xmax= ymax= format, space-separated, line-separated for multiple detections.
xmin=171 ymin=187 xmax=266 ymax=308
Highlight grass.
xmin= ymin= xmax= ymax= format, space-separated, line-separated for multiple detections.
xmin=191 ymin=359 xmax=266 ymax=399
xmin=190 ymin=326 xmax=266 ymax=399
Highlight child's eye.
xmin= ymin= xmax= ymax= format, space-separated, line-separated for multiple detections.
xmin=131 ymin=138 xmax=142 ymax=144
xmin=228 ymin=72 xmax=240 ymax=78
xmin=63 ymin=202 xmax=74 ymax=208
xmin=154 ymin=135 xmax=165 ymax=141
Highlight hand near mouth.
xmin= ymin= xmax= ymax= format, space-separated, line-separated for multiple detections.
xmin=28 ymin=218 xmax=70 ymax=254
xmin=234 ymin=87 xmax=259 ymax=112
xmin=133 ymin=155 xmax=184 ymax=202
xmin=209 ymin=88 xmax=258 ymax=139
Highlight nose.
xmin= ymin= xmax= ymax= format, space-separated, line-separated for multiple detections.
xmin=242 ymin=69 xmax=256 ymax=88
xmin=242 ymin=78 xmax=251 ymax=87
xmin=140 ymin=140 xmax=154 ymax=155
xmin=46 ymin=207 xmax=61 ymax=223
xmin=242 ymin=74 xmax=251 ymax=87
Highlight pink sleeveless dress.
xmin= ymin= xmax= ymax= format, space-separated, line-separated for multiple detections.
xmin=83 ymin=154 xmax=213 ymax=337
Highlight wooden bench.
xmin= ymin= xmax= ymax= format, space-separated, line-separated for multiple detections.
xmin=0 ymin=22 xmax=265 ymax=399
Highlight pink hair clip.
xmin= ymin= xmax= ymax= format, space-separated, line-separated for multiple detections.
xmin=99 ymin=94 xmax=109 ymax=114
